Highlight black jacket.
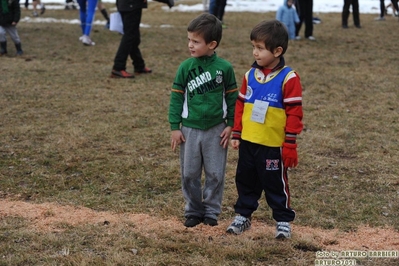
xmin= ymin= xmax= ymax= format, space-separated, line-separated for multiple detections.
xmin=0 ymin=0 xmax=20 ymax=26
xmin=116 ymin=0 xmax=147 ymax=12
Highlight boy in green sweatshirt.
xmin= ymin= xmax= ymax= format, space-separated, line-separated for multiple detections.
xmin=168 ymin=13 xmax=238 ymax=228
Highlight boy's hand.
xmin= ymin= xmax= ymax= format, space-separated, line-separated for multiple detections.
xmin=230 ymin=139 xmax=240 ymax=150
xmin=282 ymin=142 xmax=298 ymax=168
xmin=219 ymin=126 xmax=232 ymax=149
xmin=171 ymin=130 xmax=185 ymax=151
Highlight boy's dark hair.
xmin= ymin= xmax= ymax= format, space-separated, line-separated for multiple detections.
xmin=250 ymin=20 xmax=289 ymax=56
xmin=187 ymin=13 xmax=222 ymax=49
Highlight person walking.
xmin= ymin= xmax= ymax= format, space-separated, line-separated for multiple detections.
xmin=110 ymin=0 xmax=154 ymax=78
xmin=32 ymin=0 xmax=45 ymax=17
xmin=211 ymin=0 xmax=227 ymax=27
xmin=342 ymin=0 xmax=361 ymax=28
xmin=77 ymin=0 xmax=98 ymax=46
xmin=295 ymin=0 xmax=315 ymax=40
xmin=97 ymin=0 xmax=110 ymax=29
xmin=375 ymin=0 xmax=399 ymax=20
xmin=65 ymin=0 xmax=78 ymax=10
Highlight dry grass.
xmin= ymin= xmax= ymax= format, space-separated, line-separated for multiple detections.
xmin=1 ymin=3 xmax=399 ymax=265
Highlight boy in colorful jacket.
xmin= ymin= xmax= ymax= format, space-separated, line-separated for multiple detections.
xmin=0 ymin=0 xmax=23 ymax=55
xmin=226 ymin=20 xmax=303 ymax=239
xmin=168 ymin=13 xmax=238 ymax=228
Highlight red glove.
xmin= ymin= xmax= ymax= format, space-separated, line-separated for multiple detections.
xmin=282 ymin=142 xmax=298 ymax=168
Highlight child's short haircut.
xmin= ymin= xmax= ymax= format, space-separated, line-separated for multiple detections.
xmin=187 ymin=13 xmax=222 ymax=49
xmin=250 ymin=20 xmax=289 ymax=56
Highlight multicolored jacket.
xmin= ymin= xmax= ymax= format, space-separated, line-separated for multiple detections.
xmin=169 ymin=53 xmax=238 ymax=131
xmin=232 ymin=57 xmax=303 ymax=147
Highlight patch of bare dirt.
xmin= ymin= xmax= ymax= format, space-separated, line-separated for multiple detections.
xmin=1 ymin=199 xmax=398 ymax=252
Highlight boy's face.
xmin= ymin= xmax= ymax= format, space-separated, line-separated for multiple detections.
xmin=251 ymin=40 xmax=282 ymax=69
xmin=187 ymin=32 xmax=216 ymax=58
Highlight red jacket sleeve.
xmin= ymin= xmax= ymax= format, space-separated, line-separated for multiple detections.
xmin=231 ymin=76 xmax=247 ymax=139
xmin=283 ymin=71 xmax=303 ymax=143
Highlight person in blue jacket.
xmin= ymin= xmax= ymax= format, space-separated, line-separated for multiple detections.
xmin=276 ymin=0 xmax=300 ymax=40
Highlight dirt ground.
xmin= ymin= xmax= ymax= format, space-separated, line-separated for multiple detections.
xmin=1 ymin=199 xmax=398 ymax=252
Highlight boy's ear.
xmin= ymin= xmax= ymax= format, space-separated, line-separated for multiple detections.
xmin=273 ymin=46 xmax=283 ymax=57
xmin=208 ymin=40 xmax=218 ymax=50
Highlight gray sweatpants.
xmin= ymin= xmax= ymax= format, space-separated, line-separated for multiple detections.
xmin=180 ymin=122 xmax=228 ymax=220
xmin=0 ymin=25 xmax=21 ymax=44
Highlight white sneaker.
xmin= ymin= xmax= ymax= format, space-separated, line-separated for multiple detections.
xmin=295 ymin=36 xmax=301 ymax=40
xmin=81 ymin=35 xmax=95 ymax=46
xmin=374 ymin=16 xmax=385 ymax=21
xmin=226 ymin=215 xmax=251 ymax=235
xmin=307 ymin=36 xmax=316 ymax=41
xmin=276 ymin=222 xmax=291 ymax=239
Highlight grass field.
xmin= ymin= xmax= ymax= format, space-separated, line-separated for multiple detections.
xmin=1 ymin=2 xmax=399 ymax=265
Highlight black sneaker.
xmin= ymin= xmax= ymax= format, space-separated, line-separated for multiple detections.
xmin=167 ymin=0 xmax=174 ymax=8
xmin=203 ymin=217 xmax=218 ymax=226
xmin=184 ymin=216 xmax=202 ymax=227
xmin=226 ymin=215 xmax=251 ymax=235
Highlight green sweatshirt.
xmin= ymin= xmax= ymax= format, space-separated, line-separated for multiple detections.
xmin=168 ymin=53 xmax=238 ymax=131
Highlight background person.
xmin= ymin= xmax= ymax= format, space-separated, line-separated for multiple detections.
xmin=32 ymin=0 xmax=45 ymax=17
xmin=342 ymin=0 xmax=361 ymax=28
xmin=0 ymin=0 xmax=23 ymax=55
xmin=375 ymin=0 xmax=399 ymax=20
xmin=276 ymin=0 xmax=300 ymax=40
xmin=97 ymin=0 xmax=110 ymax=29
xmin=295 ymin=0 xmax=315 ymax=40
xmin=110 ymin=0 xmax=152 ymax=78
xmin=211 ymin=0 xmax=227 ymax=27
xmin=65 ymin=0 xmax=78 ymax=9
xmin=77 ymin=0 xmax=98 ymax=46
